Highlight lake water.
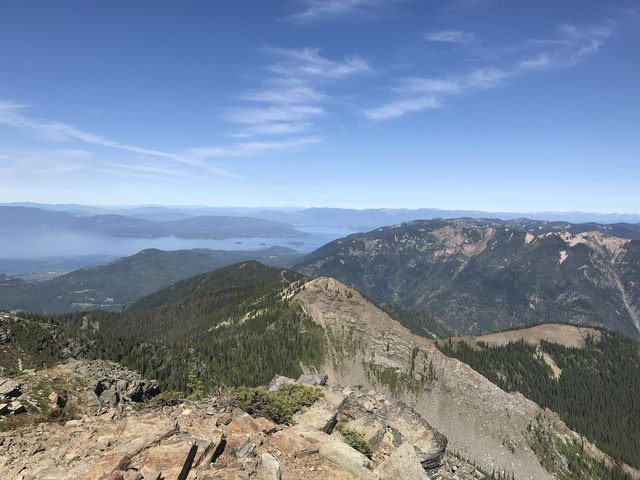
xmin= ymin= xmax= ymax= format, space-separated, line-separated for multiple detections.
xmin=0 ymin=225 xmax=357 ymax=260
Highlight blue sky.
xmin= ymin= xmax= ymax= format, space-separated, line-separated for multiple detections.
xmin=1 ymin=0 xmax=639 ymax=212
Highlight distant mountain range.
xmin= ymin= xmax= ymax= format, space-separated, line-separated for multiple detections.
xmin=295 ymin=218 xmax=640 ymax=338
xmin=253 ymin=207 xmax=640 ymax=229
xmin=4 ymin=202 xmax=640 ymax=228
xmin=0 ymin=246 xmax=299 ymax=313
xmin=0 ymin=205 xmax=305 ymax=239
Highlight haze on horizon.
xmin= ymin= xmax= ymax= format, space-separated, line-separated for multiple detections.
xmin=1 ymin=0 xmax=639 ymax=213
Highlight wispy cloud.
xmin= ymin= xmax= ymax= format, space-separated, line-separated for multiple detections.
xmin=424 ymin=30 xmax=476 ymax=45
xmin=265 ymin=47 xmax=371 ymax=79
xmin=0 ymin=101 xmax=320 ymax=179
xmin=285 ymin=0 xmax=397 ymax=23
xmin=364 ymin=97 xmax=441 ymax=121
xmin=187 ymin=136 xmax=322 ymax=160
xmin=365 ymin=21 xmax=614 ymax=120
xmin=0 ymin=148 xmax=94 ymax=181
xmin=0 ymin=101 xmax=192 ymax=165
xmin=225 ymin=47 xmax=371 ymax=139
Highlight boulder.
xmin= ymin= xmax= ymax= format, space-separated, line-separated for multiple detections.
xmin=256 ymin=452 xmax=281 ymax=480
xmin=297 ymin=373 xmax=328 ymax=386
xmin=341 ymin=415 xmax=387 ymax=449
xmin=292 ymin=399 xmax=338 ymax=434
xmin=8 ymin=400 xmax=26 ymax=414
xmin=235 ymin=435 xmax=256 ymax=458
xmin=318 ymin=440 xmax=374 ymax=479
xmin=77 ymin=360 xmax=160 ymax=409
xmin=373 ymin=442 xmax=429 ymax=480
xmin=267 ymin=375 xmax=295 ymax=392
xmin=377 ymin=400 xmax=447 ymax=471
xmin=139 ymin=435 xmax=198 ymax=479
xmin=412 ymin=429 xmax=448 ymax=470
xmin=0 ymin=378 xmax=22 ymax=399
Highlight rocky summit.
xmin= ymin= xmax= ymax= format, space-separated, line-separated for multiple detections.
xmin=0 ymin=360 xmax=488 ymax=480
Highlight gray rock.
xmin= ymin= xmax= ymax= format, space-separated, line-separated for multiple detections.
xmin=374 ymin=442 xmax=429 ymax=479
xmin=0 ymin=378 xmax=22 ymax=399
xmin=236 ymin=436 xmax=256 ymax=458
xmin=414 ymin=430 xmax=448 ymax=470
xmin=362 ymin=401 xmax=374 ymax=413
xmin=268 ymin=375 xmax=295 ymax=392
xmin=292 ymin=399 xmax=338 ymax=434
xmin=318 ymin=439 xmax=373 ymax=479
xmin=78 ymin=360 xmax=159 ymax=409
xmin=8 ymin=400 xmax=27 ymax=414
xmin=98 ymin=386 xmax=119 ymax=406
xmin=297 ymin=373 xmax=328 ymax=386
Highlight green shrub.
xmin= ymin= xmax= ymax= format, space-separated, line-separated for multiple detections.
xmin=336 ymin=419 xmax=373 ymax=457
xmin=232 ymin=386 xmax=269 ymax=414
xmin=149 ymin=390 xmax=184 ymax=407
xmin=231 ymin=383 xmax=322 ymax=424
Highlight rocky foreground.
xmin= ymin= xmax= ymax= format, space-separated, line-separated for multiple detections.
xmin=0 ymin=360 xmax=489 ymax=480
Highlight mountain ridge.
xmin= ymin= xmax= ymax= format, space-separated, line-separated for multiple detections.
xmin=295 ymin=218 xmax=640 ymax=338
xmin=0 ymin=247 xmax=299 ymax=313
xmin=0 ymin=205 xmax=305 ymax=239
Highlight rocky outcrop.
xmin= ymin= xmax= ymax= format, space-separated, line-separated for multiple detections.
xmin=74 ymin=360 xmax=160 ymax=411
xmin=294 ymin=277 xmax=632 ymax=480
xmin=0 ymin=366 xmax=479 ymax=480
xmin=0 ymin=377 xmax=26 ymax=417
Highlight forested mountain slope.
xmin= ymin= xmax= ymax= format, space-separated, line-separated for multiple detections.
xmin=0 ymin=246 xmax=298 ymax=313
xmin=295 ymin=218 xmax=640 ymax=338
xmin=54 ymin=262 xmax=325 ymax=391
xmin=438 ymin=324 xmax=640 ymax=471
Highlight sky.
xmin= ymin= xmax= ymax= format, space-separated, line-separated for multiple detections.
xmin=1 ymin=0 xmax=639 ymax=212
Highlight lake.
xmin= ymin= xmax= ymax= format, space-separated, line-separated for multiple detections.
xmin=0 ymin=225 xmax=357 ymax=260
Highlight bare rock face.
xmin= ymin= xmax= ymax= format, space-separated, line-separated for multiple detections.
xmin=0 ymin=366 xmax=479 ymax=480
xmin=374 ymin=442 xmax=429 ymax=480
xmin=293 ymin=277 xmax=629 ymax=480
xmin=74 ymin=360 xmax=160 ymax=411
xmin=297 ymin=373 xmax=328 ymax=386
